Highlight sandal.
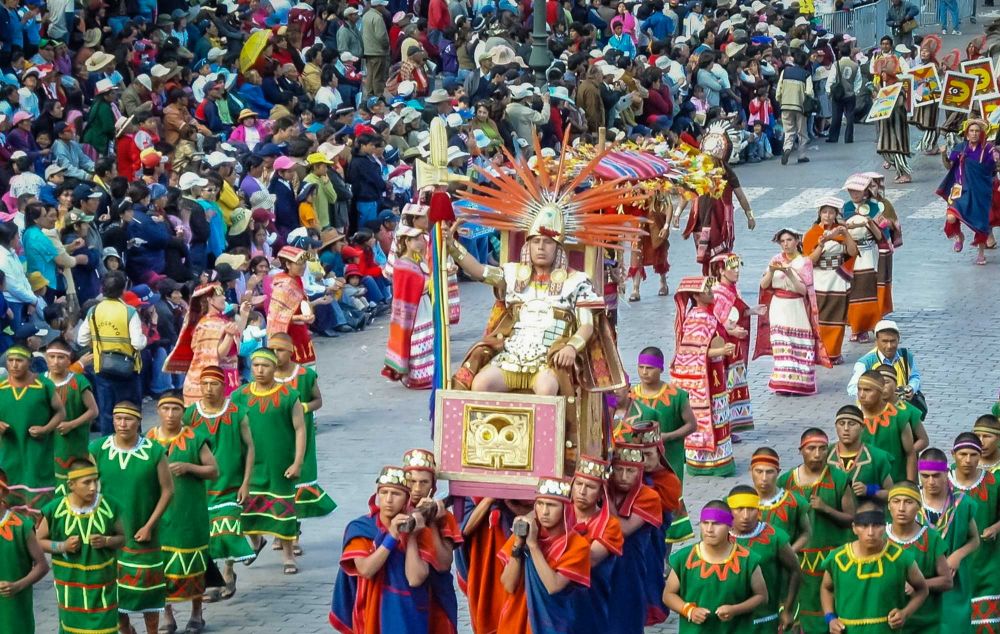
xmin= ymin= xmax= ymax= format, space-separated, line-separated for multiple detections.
xmin=658 ymin=286 xmax=668 ymax=296
xmin=158 ymin=621 xmax=178 ymax=634
xmin=628 ymin=293 xmax=640 ymax=302
xmin=220 ymin=571 xmax=237 ymax=600
xmin=987 ymin=237 xmax=998 ymax=249
xmin=202 ymin=588 xmax=222 ymax=603
xmin=283 ymin=561 xmax=299 ymax=575
xmin=293 ymin=543 xmax=303 ymax=557
xmin=183 ymin=618 xmax=206 ymax=634
xmin=976 ymin=254 xmax=987 ymax=265
xmin=244 ymin=537 xmax=267 ymax=566
xmin=882 ymin=161 xmax=891 ymax=169
xmin=857 ymin=332 xmax=871 ymax=344
xmin=954 ymin=234 xmax=965 ymax=252
xmin=272 ymin=539 xmax=283 ymax=551
xmin=894 ymin=175 xmax=911 ymax=184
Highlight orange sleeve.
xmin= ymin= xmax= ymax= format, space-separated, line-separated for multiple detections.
xmin=633 ymin=486 xmax=664 ymax=528
xmin=554 ymin=534 xmax=592 ymax=588
xmin=497 ymin=533 xmax=518 ymax=566
xmin=339 ymin=536 xmax=374 ymax=576
xmin=438 ymin=511 xmax=464 ymax=546
xmin=598 ymin=516 xmax=625 ymax=557
xmin=416 ymin=529 xmax=439 ymax=566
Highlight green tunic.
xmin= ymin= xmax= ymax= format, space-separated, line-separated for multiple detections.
xmin=628 ymin=382 xmax=691 ymax=481
xmin=184 ymin=400 xmax=254 ymax=562
xmin=275 ymin=365 xmax=336 ymax=519
xmin=950 ymin=469 xmax=1000 ymax=630
xmin=148 ymin=426 xmax=211 ymax=603
xmin=47 ymin=373 xmax=93 ymax=485
xmin=732 ymin=522 xmax=791 ymax=633
xmin=821 ymin=541 xmax=914 ymax=634
xmin=887 ymin=525 xmax=946 ymax=633
xmin=862 ymin=403 xmax=910 ymax=484
xmin=43 ymin=495 xmax=119 ymax=634
xmin=921 ymin=491 xmax=978 ymax=633
xmin=778 ymin=466 xmax=853 ymax=634
xmin=89 ymin=435 xmax=167 ymax=613
xmin=0 ymin=376 xmax=57 ymax=513
xmin=759 ymin=488 xmax=810 ymax=549
xmin=669 ymin=542 xmax=761 ymax=634
xmin=0 ymin=510 xmax=35 ymax=634
xmin=231 ymin=382 xmax=301 ymax=540
xmin=828 ymin=443 xmax=894 ymax=494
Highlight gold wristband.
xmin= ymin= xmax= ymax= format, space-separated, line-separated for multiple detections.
xmin=567 ymin=334 xmax=587 ymax=353
xmin=746 ymin=209 xmax=755 ymax=219
xmin=448 ymin=243 xmax=468 ymax=262
xmin=302 ymin=403 xmax=309 ymax=414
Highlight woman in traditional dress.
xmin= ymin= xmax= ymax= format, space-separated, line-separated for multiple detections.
xmin=842 ymin=174 xmax=884 ymax=343
xmin=873 ymin=55 xmax=913 ymax=183
xmin=670 ymin=276 xmax=735 ymax=476
xmin=662 ymin=500 xmax=767 ymax=632
xmin=37 ymin=460 xmax=123 ymax=634
xmin=0 ymin=469 xmax=48 ymax=634
xmin=165 ymin=282 xmax=252 ymax=406
xmin=382 ymin=226 xmax=434 ymax=390
xmin=756 ymin=229 xmax=831 ymax=396
xmin=89 ymin=402 xmax=174 ymax=634
xmin=266 ymin=246 xmax=317 ymax=366
xmin=710 ymin=253 xmax=757 ymax=432
xmin=938 ymin=118 xmax=1000 ymax=265
xmin=804 ymin=197 xmax=858 ymax=364
xmin=0 ymin=345 xmax=64 ymax=515
xmin=865 ymin=173 xmax=902 ymax=316
xmin=911 ymin=36 xmax=943 ymax=154
xmin=148 ymin=395 xmax=217 ymax=634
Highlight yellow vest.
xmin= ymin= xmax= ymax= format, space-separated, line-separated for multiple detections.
xmin=90 ymin=299 xmax=141 ymax=371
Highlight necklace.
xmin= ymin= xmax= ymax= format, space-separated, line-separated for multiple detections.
xmin=731 ymin=522 xmax=766 ymax=540
xmin=886 ymin=524 xmax=925 ymax=545
xmin=759 ymin=488 xmax=786 ymax=507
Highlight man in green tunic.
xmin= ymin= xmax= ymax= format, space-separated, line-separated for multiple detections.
xmin=231 ymin=348 xmax=306 ymax=575
xmin=727 ymin=485 xmax=801 ymax=633
xmin=974 ymin=415 xmax=1000 ymax=473
xmin=857 ymin=370 xmax=915 ymax=483
xmin=271 ymin=333 xmax=336 ymax=556
xmin=0 ymin=468 xmax=49 ymax=634
xmin=184 ymin=365 xmax=255 ymax=602
xmin=777 ymin=429 xmax=856 ymax=634
xmin=751 ymin=447 xmax=812 ymax=553
xmin=148 ymin=394 xmax=218 ymax=634
xmin=827 ymin=404 xmax=895 ymax=502
xmin=0 ymin=345 xmax=66 ymax=514
xmin=90 ymin=402 xmax=174 ymax=634
xmin=886 ymin=481 xmax=952 ymax=633
xmin=820 ymin=500 xmax=928 ymax=633
xmin=37 ymin=459 xmax=125 ymax=634
xmin=44 ymin=339 xmax=98 ymax=493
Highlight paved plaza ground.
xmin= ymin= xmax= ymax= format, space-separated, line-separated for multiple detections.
xmin=35 ymin=42 xmax=1000 ymax=634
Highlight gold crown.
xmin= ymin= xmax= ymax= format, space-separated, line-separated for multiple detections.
xmin=612 ymin=444 xmax=644 ymax=465
xmin=536 ymin=477 xmax=572 ymax=499
xmin=402 ymin=449 xmax=436 ymax=471
xmin=376 ymin=466 xmax=409 ymax=488
xmin=576 ymin=455 xmax=612 ymax=480
xmin=639 ymin=430 xmax=661 ymax=447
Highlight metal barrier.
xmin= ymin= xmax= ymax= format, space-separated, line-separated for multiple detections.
xmin=819 ymin=0 xmax=975 ymax=49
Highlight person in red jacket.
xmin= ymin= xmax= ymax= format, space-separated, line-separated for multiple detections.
xmin=641 ymin=69 xmax=674 ymax=133
xmin=114 ymin=116 xmax=141 ymax=181
xmin=427 ymin=0 xmax=451 ymax=48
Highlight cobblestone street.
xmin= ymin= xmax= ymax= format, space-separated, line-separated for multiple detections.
xmin=35 ymin=45 xmax=1000 ymax=634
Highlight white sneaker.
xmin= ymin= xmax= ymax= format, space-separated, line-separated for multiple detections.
xmin=943 ymin=28 xmax=948 ymax=33
xmin=953 ymin=29 xmax=962 ymax=34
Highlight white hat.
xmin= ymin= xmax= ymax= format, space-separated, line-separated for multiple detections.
xmin=401 ymin=106 xmax=421 ymax=123
xmin=874 ymin=319 xmax=899 ymax=335
xmin=95 ymin=78 xmax=116 ymax=95
xmin=114 ymin=115 xmax=135 ymax=138
xmin=894 ymin=44 xmax=911 ymax=54
xmin=397 ymin=79 xmax=416 ymax=97
xmin=490 ymin=45 xmax=516 ymax=66
xmin=371 ymin=0 xmax=388 ymax=5
xmin=751 ymin=0 xmax=766 ymax=11
xmin=445 ymin=112 xmax=463 ymax=128
xmin=44 ymin=164 xmax=66 ymax=179
xmin=10 ymin=150 xmax=26 ymax=161
xmin=654 ymin=56 xmax=670 ymax=70
xmin=136 ymin=74 xmax=152 ymax=91
xmin=446 ymin=146 xmax=469 ymax=163
xmin=794 ymin=16 xmax=808 ymax=26
xmin=84 ymin=51 xmax=115 ymax=72
xmin=150 ymin=63 xmax=173 ymax=79
xmin=207 ymin=47 xmax=227 ymax=62
xmin=340 ymin=51 xmax=359 ymax=63
xmin=608 ymin=67 xmax=625 ymax=82
xmin=205 ymin=151 xmax=236 ymax=167
xmin=343 ymin=6 xmax=359 ymax=15
xmin=509 ymin=84 xmax=533 ymax=100
xmin=725 ymin=42 xmax=746 ymax=58
xmin=179 ymin=172 xmax=209 ymax=191
xmin=384 ymin=112 xmax=402 ymax=131
xmin=425 ymin=88 xmax=451 ymax=104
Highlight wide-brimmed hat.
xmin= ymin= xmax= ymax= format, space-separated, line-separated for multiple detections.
xmin=83 ymin=28 xmax=102 ymax=48
xmin=320 ymin=226 xmax=345 ymax=248
xmin=85 ymin=51 xmax=116 ymax=72
xmin=114 ymin=115 xmax=135 ymax=138
xmin=227 ymin=208 xmax=252 ymax=236
xmin=237 ymin=108 xmax=257 ymax=122
xmin=94 ymin=78 xmax=116 ymax=95
xmin=425 ymin=88 xmax=451 ymax=104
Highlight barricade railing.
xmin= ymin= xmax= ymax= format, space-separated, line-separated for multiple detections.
xmin=819 ymin=0 xmax=975 ymax=49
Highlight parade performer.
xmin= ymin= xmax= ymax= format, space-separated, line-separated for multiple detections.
xmin=497 ymin=477 xmax=591 ymax=634
xmin=231 ymin=348 xmax=306 ymax=574
xmin=447 ymin=136 xmax=637 ymax=398
xmin=89 ymin=402 xmax=173 ymax=634
xmin=608 ymin=442 xmax=664 ymax=633
xmin=627 ymin=346 xmax=695 ymax=480
xmin=266 ymin=246 xmax=317 ymax=365
xmin=938 ymin=118 xmax=1000 ymax=266
xmin=401 ymin=449 xmax=462 ymax=634
xmin=873 ymin=55 xmax=913 ymax=183
xmin=662 ymin=500 xmax=767 ymax=633
xmin=627 ymin=198 xmax=670 ymax=301
xmin=911 ymin=36 xmax=943 ymax=154
xmin=803 ymin=198 xmax=857 ymax=363
xmin=875 ymin=365 xmax=930 ymax=460
xmin=183 ymin=365 xmax=256 ymax=602
xmin=886 ymin=481 xmax=952 ymax=633
xmin=43 ymin=339 xmax=98 ymax=493
xmin=949 ymin=432 xmax=1000 ymax=631
xmin=756 ymin=229 xmax=831 ymax=396
xmin=778 ymin=429 xmax=855 ymax=634
xmin=165 ymin=282 xmax=251 ymax=405
xmin=634 ymin=424 xmax=692 ymax=543
xmin=918 ymin=447 xmax=980 ymax=631
xmin=820 ymin=501 xmax=928 ymax=633
xmin=148 ymin=394 xmax=218 ymax=633
xmin=710 ymin=253 xmax=756 ymax=430
xmin=0 ymin=468 xmax=48 ymax=634
xmin=330 ymin=466 xmax=432 ymax=634
xmin=866 ymin=174 xmax=902 ymax=317
xmin=569 ymin=455 xmax=623 ymax=634
xmin=975 ymin=415 xmax=1000 ymax=472
xmin=828 ymin=405 xmax=894 ymax=503
xmin=0 ymin=345 xmax=66 ymax=517
xmin=684 ymin=121 xmax=756 ymax=275
xmin=858 ymin=370 xmax=916 ymax=483
xmin=670 ymin=275 xmax=735 ymax=476
xmin=272 ymin=333 xmax=336 ymax=530
xmin=37 ymin=459 xmax=124 ymax=634
xmin=382 ymin=226 xmax=435 ymax=389
xmin=842 ymin=174 xmax=884 ymax=342
xmin=727 ymin=484 xmax=802 ymax=633
xmin=751 ymin=448 xmax=812 ymax=552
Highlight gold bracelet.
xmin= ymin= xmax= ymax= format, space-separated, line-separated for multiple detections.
xmin=302 ymin=403 xmax=309 ymax=414
xmin=567 ymin=334 xmax=587 ymax=353
xmin=746 ymin=209 xmax=755 ymax=219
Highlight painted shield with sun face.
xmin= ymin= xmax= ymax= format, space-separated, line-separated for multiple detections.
xmin=941 ymin=71 xmax=978 ymax=113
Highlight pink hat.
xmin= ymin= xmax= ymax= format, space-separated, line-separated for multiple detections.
xmin=12 ymin=111 xmax=31 ymax=126
xmin=273 ymin=156 xmax=298 ymax=170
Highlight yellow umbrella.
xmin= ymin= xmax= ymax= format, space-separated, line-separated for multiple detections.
xmin=240 ymin=29 xmax=273 ymax=73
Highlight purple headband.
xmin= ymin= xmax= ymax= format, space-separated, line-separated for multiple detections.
xmin=700 ymin=507 xmax=733 ymax=526
xmin=918 ymin=460 xmax=949 ymax=473
xmin=953 ymin=442 xmax=983 ymax=454
xmin=637 ymin=354 xmax=664 ymax=370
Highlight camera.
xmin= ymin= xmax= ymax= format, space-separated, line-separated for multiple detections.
xmin=398 ymin=503 xmax=437 ymax=533
xmin=512 ymin=519 xmax=530 ymax=537
xmin=398 ymin=516 xmax=417 ymax=533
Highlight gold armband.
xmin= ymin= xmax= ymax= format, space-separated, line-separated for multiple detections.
xmin=482 ymin=264 xmax=504 ymax=287
xmin=448 ymin=242 xmax=469 ymax=262
xmin=567 ymin=334 xmax=588 ymax=353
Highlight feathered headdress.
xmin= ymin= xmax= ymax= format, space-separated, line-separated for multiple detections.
xmin=941 ymin=49 xmax=961 ymax=71
xmin=456 ymin=133 xmax=647 ymax=249
xmin=701 ymin=120 xmax=734 ymax=161
xmin=920 ymin=34 xmax=942 ymax=61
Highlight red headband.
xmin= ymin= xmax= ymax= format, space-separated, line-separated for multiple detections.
xmin=800 ymin=432 xmax=829 ymax=449
xmin=750 ymin=454 xmax=780 ymax=469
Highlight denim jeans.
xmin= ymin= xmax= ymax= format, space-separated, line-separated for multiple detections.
xmin=147 ymin=346 xmax=183 ymax=395
xmin=939 ymin=0 xmax=960 ymax=29
xmin=189 ymin=242 xmax=207 ymax=276
xmin=362 ymin=275 xmax=388 ymax=303
xmin=94 ymin=371 xmax=142 ymax=435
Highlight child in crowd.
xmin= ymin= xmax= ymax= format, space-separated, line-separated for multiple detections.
xmin=745 ymin=121 xmax=772 ymax=163
xmin=240 ymin=310 xmax=267 ymax=382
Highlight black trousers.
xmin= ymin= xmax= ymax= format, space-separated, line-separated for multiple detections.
xmin=828 ymin=95 xmax=856 ymax=143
